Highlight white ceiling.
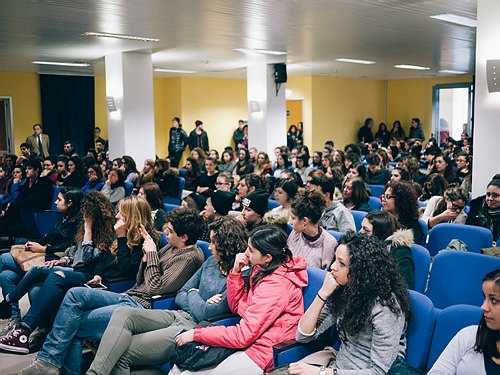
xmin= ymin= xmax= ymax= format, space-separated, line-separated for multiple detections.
xmin=0 ymin=0 xmax=477 ymax=80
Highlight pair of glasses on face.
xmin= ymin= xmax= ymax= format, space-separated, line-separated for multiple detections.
xmin=215 ymin=181 xmax=229 ymax=186
xmin=381 ymin=194 xmax=396 ymax=201
xmin=450 ymin=202 xmax=465 ymax=211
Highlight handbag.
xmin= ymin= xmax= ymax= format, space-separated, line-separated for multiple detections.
xmin=169 ymin=322 xmax=237 ymax=371
xmin=10 ymin=244 xmax=45 ymax=272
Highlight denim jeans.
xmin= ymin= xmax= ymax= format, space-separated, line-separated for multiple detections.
xmin=8 ymin=266 xmax=87 ymax=331
xmin=36 ymin=286 xmax=143 ymax=375
xmin=0 ymin=253 xmax=24 ymax=318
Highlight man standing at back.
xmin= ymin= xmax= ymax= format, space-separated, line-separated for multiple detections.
xmin=357 ymin=118 xmax=374 ymax=143
xmin=25 ymin=124 xmax=50 ymax=158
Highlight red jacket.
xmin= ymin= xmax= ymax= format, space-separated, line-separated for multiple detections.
xmin=193 ymin=257 xmax=308 ymax=371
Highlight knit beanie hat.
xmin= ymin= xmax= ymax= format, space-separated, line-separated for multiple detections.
xmin=187 ymin=192 xmax=207 ymax=212
xmin=242 ymin=189 xmax=269 ymax=217
xmin=210 ymin=190 xmax=236 ymax=215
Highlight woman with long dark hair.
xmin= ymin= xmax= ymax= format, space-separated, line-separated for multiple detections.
xmin=101 ymin=167 xmax=126 ymax=205
xmin=466 ymin=177 xmax=500 ymax=241
xmin=428 ymin=269 xmax=500 ymax=374
xmin=427 ymin=155 xmax=459 ymax=185
xmin=183 ymin=156 xmax=201 ymax=192
xmin=138 ymin=182 xmax=167 ymax=231
xmin=343 ymin=177 xmax=370 ymax=212
xmin=81 ymin=164 xmax=105 ymax=194
xmin=85 ymin=216 xmax=248 ymax=375
xmin=382 ymin=181 xmax=424 ymax=244
xmin=121 ymin=155 xmax=139 ymax=185
xmin=289 ymin=232 xmax=412 ymax=374
xmin=233 ymin=148 xmax=254 ymax=180
xmin=171 ymin=226 xmax=307 ymax=374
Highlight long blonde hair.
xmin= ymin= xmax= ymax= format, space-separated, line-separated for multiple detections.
xmin=110 ymin=195 xmax=159 ymax=254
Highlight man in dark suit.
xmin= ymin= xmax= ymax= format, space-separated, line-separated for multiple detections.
xmin=25 ymin=124 xmax=50 ymax=158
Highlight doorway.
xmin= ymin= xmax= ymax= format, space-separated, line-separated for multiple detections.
xmin=0 ymin=97 xmax=14 ymax=154
xmin=286 ymin=99 xmax=303 ymax=131
xmin=432 ymin=83 xmax=474 ymax=145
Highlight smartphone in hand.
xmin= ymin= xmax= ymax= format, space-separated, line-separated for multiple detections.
xmin=84 ymin=283 xmax=107 ymax=290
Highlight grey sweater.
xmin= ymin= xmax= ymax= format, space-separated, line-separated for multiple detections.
xmin=297 ymin=301 xmax=407 ymax=375
xmin=319 ymin=201 xmax=356 ymax=233
xmin=175 ymin=256 xmax=230 ymax=323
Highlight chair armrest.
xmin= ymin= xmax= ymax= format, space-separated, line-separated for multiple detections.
xmin=205 ymin=312 xmax=240 ymax=323
xmin=273 ymin=339 xmax=332 ymax=367
xmin=150 ymin=293 xmax=177 ymax=310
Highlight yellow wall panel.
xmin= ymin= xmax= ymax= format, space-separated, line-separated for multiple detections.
xmin=310 ymin=76 xmax=385 ymax=151
xmin=94 ymin=75 xmax=108 ymax=140
xmin=0 ymin=72 xmax=41 ymax=153
xmin=386 ymin=76 xmax=473 ymax=140
xmin=286 ymin=100 xmax=303 ymax=130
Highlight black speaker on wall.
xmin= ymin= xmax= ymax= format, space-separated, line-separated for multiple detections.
xmin=274 ymin=63 xmax=287 ymax=83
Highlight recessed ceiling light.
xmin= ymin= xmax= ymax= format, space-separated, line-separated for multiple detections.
xmin=335 ymin=58 xmax=375 ymax=65
xmin=439 ymin=69 xmax=468 ymax=74
xmin=394 ymin=64 xmax=430 ymax=71
xmin=154 ymin=68 xmax=196 ymax=74
xmin=82 ymin=32 xmax=159 ymax=42
xmin=430 ymin=14 xmax=477 ymax=28
xmin=233 ymin=48 xmax=287 ymax=56
xmin=32 ymin=61 xmax=90 ymax=67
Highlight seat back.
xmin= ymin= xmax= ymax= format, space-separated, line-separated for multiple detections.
xmin=123 ymin=182 xmax=133 ymax=197
xmin=426 ymin=305 xmax=482 ymax=369
xmin=368 ymin=184 xmax=384 ymax=197
xmin=418 ymin=219 xmax=428 ymax=246
xmin=196 ymin=240 xmax=212 ymax=260
xmin=163 ymin=203 xmax=180 ymax=212
xmin=426 ymin=251 xmax=500 ymax=309
xmin=426 ymin=223 xmax=493 ymax=256
xmin=160 ymin=232 xmax=167 ymax=247
xmin=303 ymin=267 xmax=328 ymax=309
xmin=327 ymin=230 xmax=343 ymax=242
xmin=351 ymin=210 xmax=367 ymax=231
xmin=163 ymin=176 xmax=185 ymax=205
xmin=367 ymin=196 xmax=382 ymax=211
xmin=286 ymin=223 xmax=293 ymax=235
xmin=410 ymin=244 xmax=431 ymax=294
xmin=406 ymin=290 xmax=435 ymax=370
xmin=35 ymin=211 xmax=63 ymax=237
xmin=268 ymin=199 xmax=281 ymax=210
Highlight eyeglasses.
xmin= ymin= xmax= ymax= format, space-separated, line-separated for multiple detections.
xmin=486 ymin=192 xmax=500 ymax=199
xmin=451 ymin=202 xmax=465 ymax=211
xmin=43 ymin=164 xmax=52 ymax=167
xmin=381 ymin=194 xmax=396 ymax=201
xmin=215 ymin=181 xmax=229 ymax=186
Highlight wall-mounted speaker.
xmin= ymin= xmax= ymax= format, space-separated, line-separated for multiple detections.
xmin=486 ymin=59 xmax=500 ymax=93
xmin=274 ymin=63 xmax=287 ymax=84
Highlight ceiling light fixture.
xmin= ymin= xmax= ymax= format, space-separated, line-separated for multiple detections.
xmin=154 ymin=68 xmax=196 ymax=74
xmin=82 ymin=31 xmax=159 ymax=42
xmin=394 ymin=64 xmax=430 ymax=71
xmin=430 ymin=14 xmax=477 ymax=28
xmin=32 ymin=61 xmax=90 ymax=67
xmin=233 ymin=48 xmax=287 ymax=56
xmin=438 ymin=69 xmax=468 ymax=75
xmin=335 ymin=58 xmax=375 ymax=65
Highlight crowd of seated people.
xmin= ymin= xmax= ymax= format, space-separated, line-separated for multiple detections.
xmin=0 ymin=117 xmax=497 ymax=375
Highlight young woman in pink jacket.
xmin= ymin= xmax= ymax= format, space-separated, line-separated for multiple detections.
xmin=172 ymin=225 xmax=308 ymax=375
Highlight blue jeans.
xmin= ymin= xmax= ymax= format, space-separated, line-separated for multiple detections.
xmin=0 ymin=253 xmax=25 ymax=318
xmin=8 ymin=266 xmax=87 ymax=331
xmin=37 ymin=286 xmax=143 ymax=375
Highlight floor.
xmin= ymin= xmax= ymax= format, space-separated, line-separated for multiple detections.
xmin=0 ymin=295 xmax=166 ymax=375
